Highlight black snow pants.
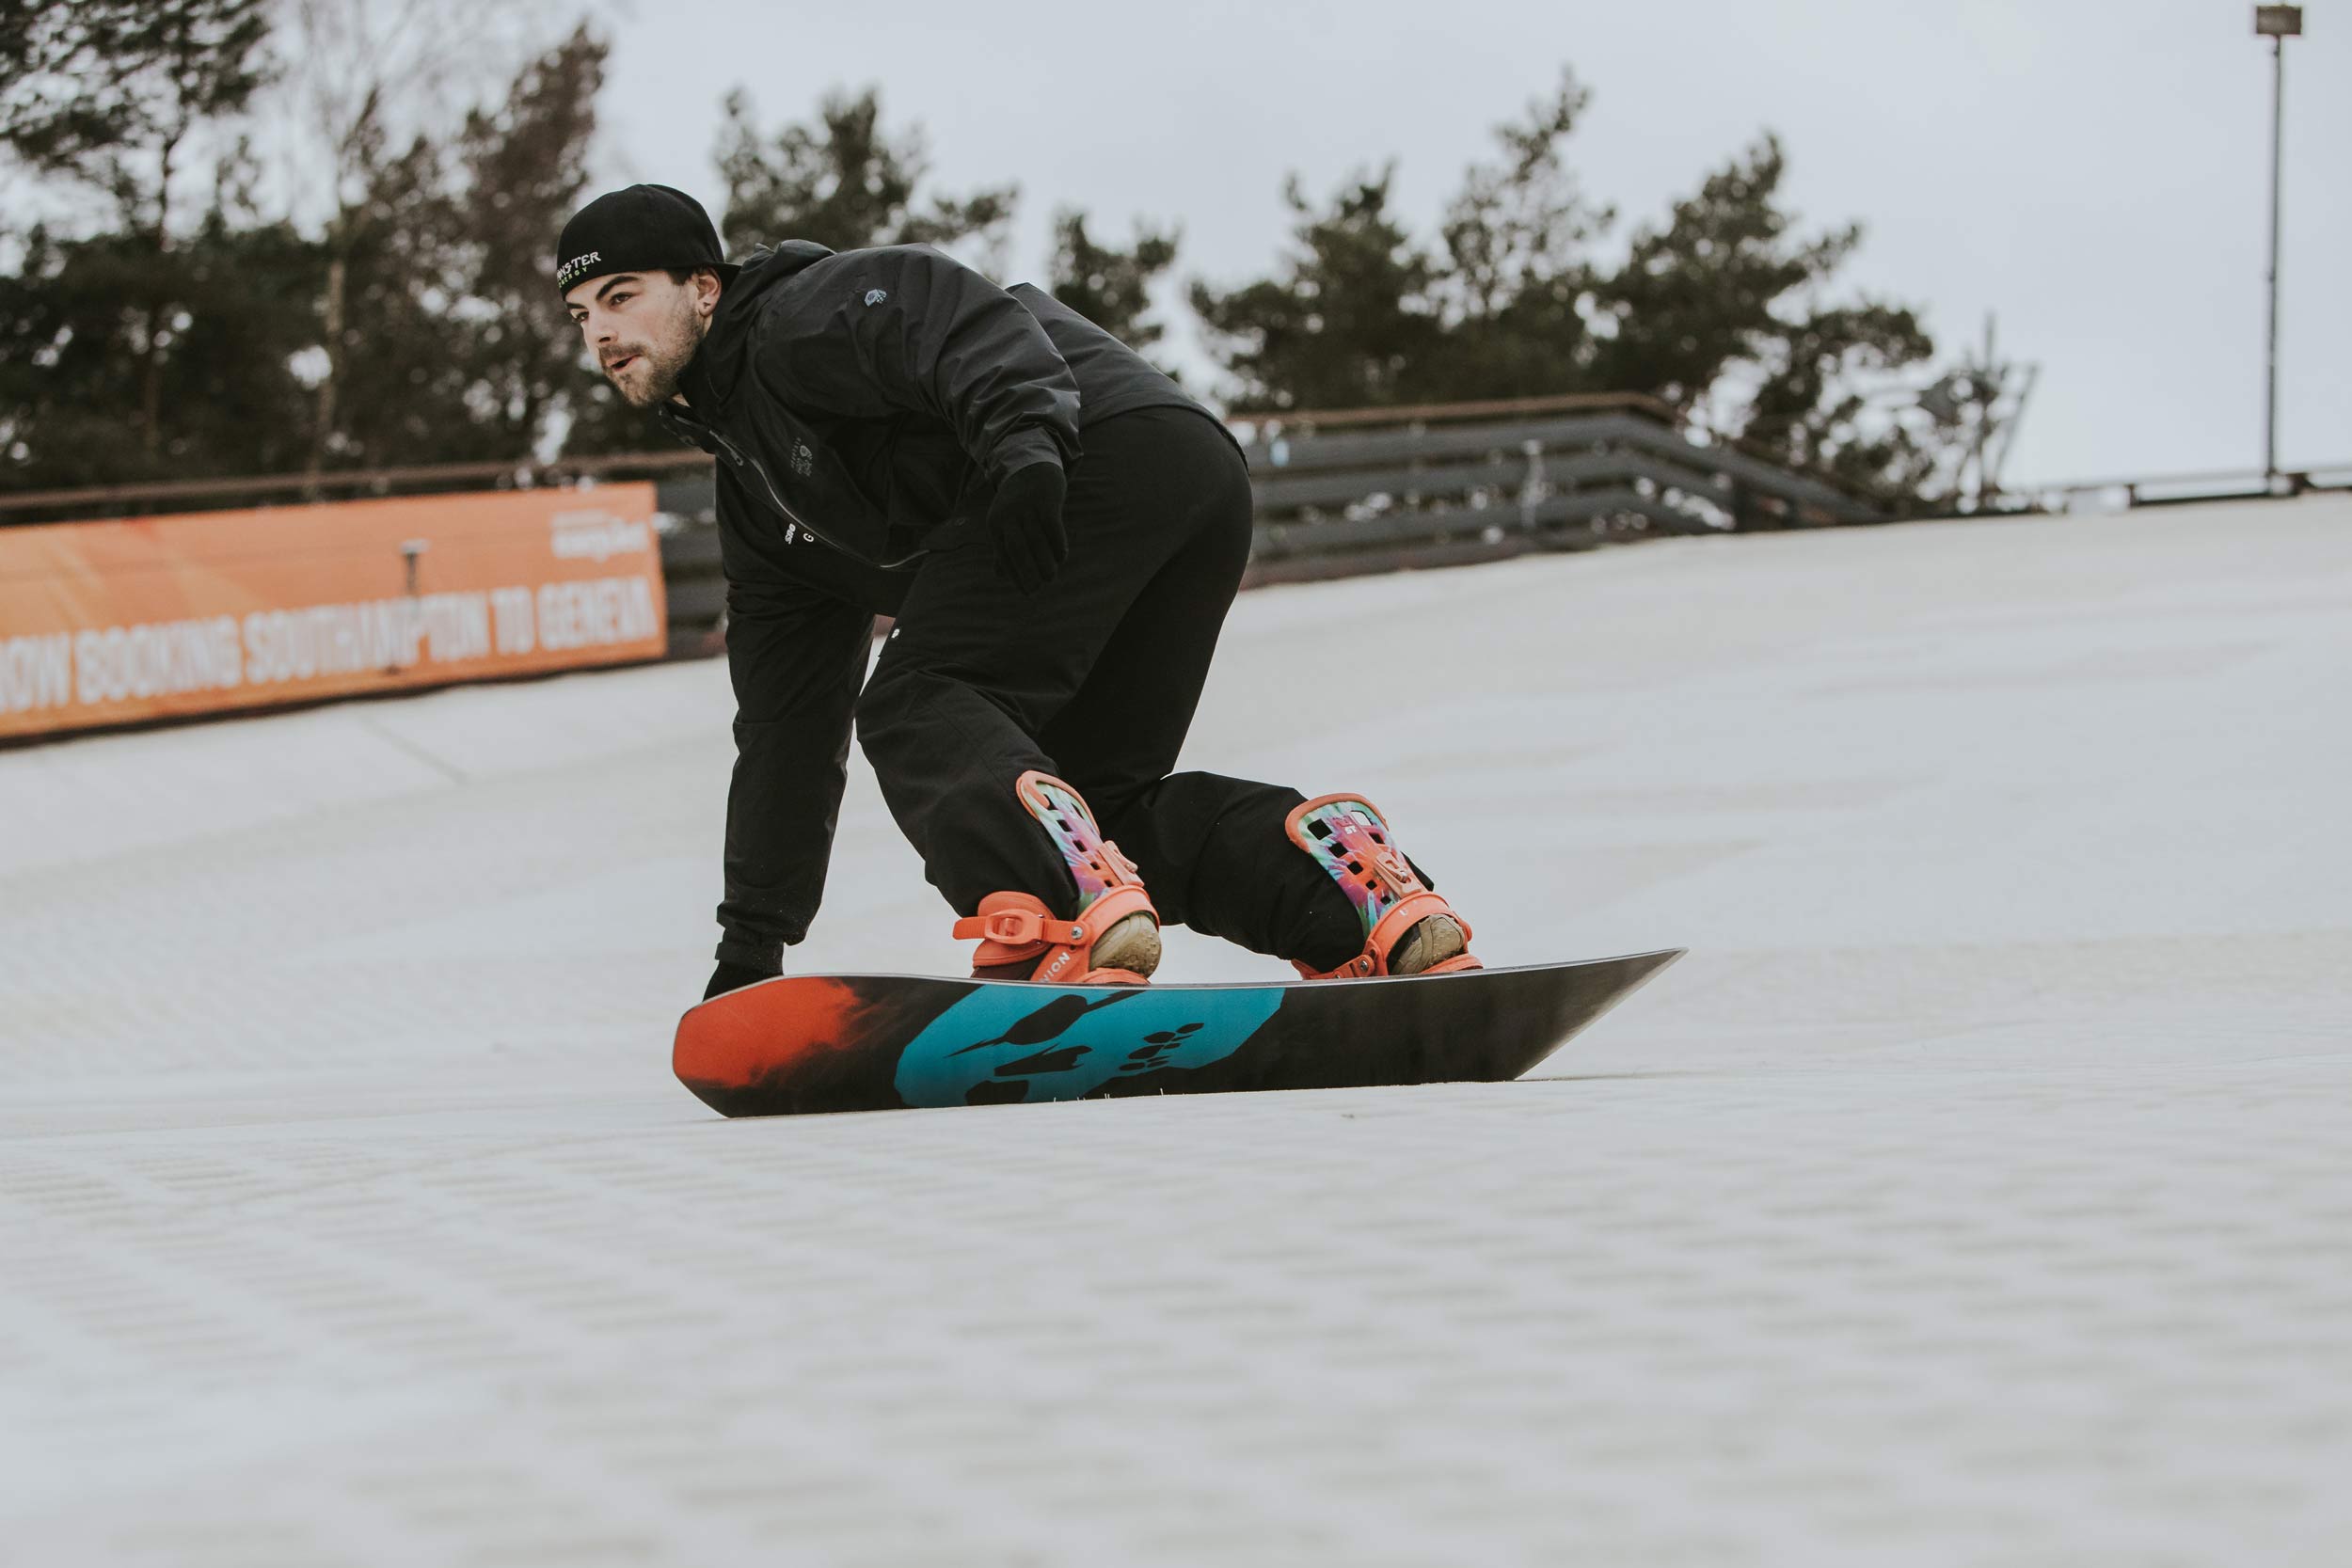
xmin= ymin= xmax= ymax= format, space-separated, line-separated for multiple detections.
xmin=851 ymin=406 xmax=1372 ymax=974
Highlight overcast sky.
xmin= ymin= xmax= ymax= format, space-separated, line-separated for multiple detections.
xmin=587 ymin=0 xmax=2347 ymax=486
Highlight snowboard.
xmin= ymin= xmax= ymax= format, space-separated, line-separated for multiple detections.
xmin=673 ymin=949 xmax=1683 ymax=1117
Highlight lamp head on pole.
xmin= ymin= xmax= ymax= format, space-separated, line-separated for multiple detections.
xmin=2254 ymin=5 xmax=2303 ymax=37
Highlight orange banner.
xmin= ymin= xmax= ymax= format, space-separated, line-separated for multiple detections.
xmin=0 ymin=486 xmax=666 ymax=741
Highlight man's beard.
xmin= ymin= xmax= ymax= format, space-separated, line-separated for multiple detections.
xmin=603 ymin=293 xmax=705 ymax=408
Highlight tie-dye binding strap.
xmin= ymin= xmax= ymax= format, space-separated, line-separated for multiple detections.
xmin=1284 ymin=794 xmax=1481 ymax=980
xmin=951 ymin=771 xmax=1159 ymax=985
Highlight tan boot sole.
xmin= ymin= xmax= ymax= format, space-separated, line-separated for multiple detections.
xmin=1092 ymin=911 xmax=1163 ymax=979
xmin=1390 ymin=914 xmax=1467 ymax=976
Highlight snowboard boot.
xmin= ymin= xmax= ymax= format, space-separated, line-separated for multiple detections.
xmin=1285 ymin=794 xmax=1483 ymax=980
xmin=955 ymin=770 xmax=1162 ymax=985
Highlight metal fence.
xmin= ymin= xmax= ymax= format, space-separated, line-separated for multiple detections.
xmin=1996 ymin=462 xmax=2352 ymax=515
xmin=649 ymin=393 xmax=1887 ymax=651
xmin=18 ymin=390 xmax=2339 ymax=667
xmin=1232 ymin=394 xmax=1881 ymax=586
xmin=652 ymin=491 xmax=727 ymax=660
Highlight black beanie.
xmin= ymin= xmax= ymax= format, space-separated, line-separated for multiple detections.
xmin=554 ymin=184 xmax=739 ymax=295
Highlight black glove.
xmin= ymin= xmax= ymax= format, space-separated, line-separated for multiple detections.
xmin=985 ymin=461 xmax=1069 ymax=594
xmin=705 ymin=959 xmax=773 ymax=1001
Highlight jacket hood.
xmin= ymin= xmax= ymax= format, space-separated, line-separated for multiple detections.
xmin=678 ymin=241 xmax=836 ymax=410
xmin=726 ymin=240 xmax=836 ymax=299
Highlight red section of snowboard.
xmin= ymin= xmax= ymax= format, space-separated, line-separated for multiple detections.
xmin=671 ymin=975 xmax=874 ymax=1092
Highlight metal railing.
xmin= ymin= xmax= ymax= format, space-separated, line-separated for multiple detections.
xmin=13 ymin=394 xmax=2344 ymax=664
xmin=653 ymin=484 xmax=727 ymax=659
xmin=0 ymin=449 xmax=710 ymax=523
xmin=1986 ymin=462 xmax=2352 ymax=515
xmin=1233 ymin=395 xmax=1883 ymax=585
xmin=644 ymin=395 xmax=1883 ymax=641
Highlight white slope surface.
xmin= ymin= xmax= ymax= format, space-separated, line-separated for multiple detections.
xmin=3 ymin=497 xmax=2347 ymax=1566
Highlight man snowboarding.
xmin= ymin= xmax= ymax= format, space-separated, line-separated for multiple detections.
xmin=555 ymin=184 xmax=1480 ymax=1000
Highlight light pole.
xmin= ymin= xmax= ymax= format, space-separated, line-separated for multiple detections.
xmin=2254 ymin=6 xmax=2303 ymax=483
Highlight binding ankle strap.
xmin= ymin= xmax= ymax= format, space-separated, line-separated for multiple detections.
xmin=955 ymin=884 xmax=1157 ymax=984
xmin=954 ymin=904 xmax=1089 ymax=948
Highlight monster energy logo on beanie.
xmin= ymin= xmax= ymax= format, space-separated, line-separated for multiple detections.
xmin=553 ymin=183 xmax=736 ymax=295
xmin=556 ymin=249 xmax=602 ymax=289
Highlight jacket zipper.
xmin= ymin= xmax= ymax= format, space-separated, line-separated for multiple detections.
xmin=701 ymin=426 xmax=831 ymax=551
xmin=699 ymin=422 xmax=928 ymax=571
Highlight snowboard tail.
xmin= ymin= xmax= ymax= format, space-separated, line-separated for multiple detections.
xmin=674 ymin=951 xmax=1682 ymax=1117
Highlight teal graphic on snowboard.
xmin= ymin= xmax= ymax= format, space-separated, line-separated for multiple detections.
xmin=894 ymin=986 xmax=1284 ymax=1107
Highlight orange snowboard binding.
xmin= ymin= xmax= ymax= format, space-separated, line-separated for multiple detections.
xmin=955 ymin=771 xmax=1161 ymax=985
xmin=1285 ymin=794 xmax=1482 ymax=980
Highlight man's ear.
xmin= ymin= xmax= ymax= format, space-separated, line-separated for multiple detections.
xmin=694 ymin=267 xmax=723 ymax=317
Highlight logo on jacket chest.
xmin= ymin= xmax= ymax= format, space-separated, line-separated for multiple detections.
xmin=789 ymin=441 xmax=814 ymax=477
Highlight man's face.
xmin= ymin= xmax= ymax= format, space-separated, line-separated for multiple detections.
xmin=564 ymin=270 xmax=715 ymax=408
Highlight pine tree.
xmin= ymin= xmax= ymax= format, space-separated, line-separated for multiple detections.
xmin=1190 ymin=167 xmax=1440 ymax=413
xmin=288 ymin=21 xmax=617 ymax=469
xmin=1190 ymin=72 xmax=1970 ymax=508
xmin=0 ymin=0 xmax=276 ymax=483
xmin=1416 ymin=70 xmax=1611 ymax=402
xmin=713 ymin=85 xmax=1016 ymax=266
xmin=1047 ymin=208 xmax=1179 ymax=354
xmin=1740 ymin=300 xmax=1942 ymax=508
xmin=446 ymin=24 xmax=611 ymax=462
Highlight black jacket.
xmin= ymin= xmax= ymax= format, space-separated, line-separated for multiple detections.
xmin=658 ymin=242 xmax=1223 ymax=970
